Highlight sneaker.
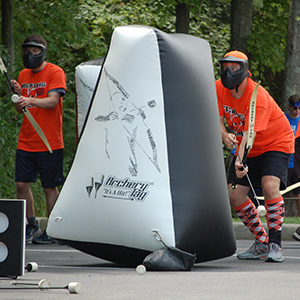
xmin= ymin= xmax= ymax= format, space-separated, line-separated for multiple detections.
xmin=26 ymin=224 xmax=41 ymax=243
xmin=265 ymin=242 xmax=284 ymax=262
xmin=32 ymin=230 xmax=56 ymax=244
xmin=292 ymin=227 xmax=300 ymax=241
xmin=237 ymin=240 xmax=268 ymax=260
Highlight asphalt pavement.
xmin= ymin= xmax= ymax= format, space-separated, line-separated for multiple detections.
xmin=1 ymin=236 xmax=300 ymax=300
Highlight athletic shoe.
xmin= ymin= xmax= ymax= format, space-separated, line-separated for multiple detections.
xmin=237 ymin=240 xmax=268 ymax=260
xmin=32 ymin=230 xmax=56 ymax=244
xmin=292 ymin=227 xmax=300 ymax=242
xmin=265 ymin=242 xmax=284 ymax=262
xmin=26 ymin=224 xmax=41 ymax=243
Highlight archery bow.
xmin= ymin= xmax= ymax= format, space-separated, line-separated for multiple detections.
xmin=243 ymin=80 xmax=261 ymax=164
xmin=0 ymin=56 xmax=52 ymax=153
xmin=228 ymin=81 xmax=261 ymax=195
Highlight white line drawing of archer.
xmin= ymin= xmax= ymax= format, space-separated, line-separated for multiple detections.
xmin=95 ymin=67 xmax=161 ymax=176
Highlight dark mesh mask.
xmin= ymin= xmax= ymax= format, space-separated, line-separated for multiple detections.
xmin=22 ymin=41 xmax=47 ymax=69
xmin=219 ymin=56 xmax=249 ymax=90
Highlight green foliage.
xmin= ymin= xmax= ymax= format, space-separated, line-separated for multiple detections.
xmin=189 ymin=1 xmax=231 ymax=77
xmin=78 ymin=0 xmax=231 ymax=77
xmin=13 ymin=0 xmax=96 ymax=71
xmin=250 ymin=0 xmax=289 ymax=75
xmin=0 ymin=46 xmax=19 ymax=199
xmin=78 ymin=0 xmax=177 ymax=46
xmin=247 ymin=0 xmax=289 ymax=103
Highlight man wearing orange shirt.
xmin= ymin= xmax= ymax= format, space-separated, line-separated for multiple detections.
xmin=12 ymin=34 xmax=66 ymax=244
xmin=292 ymin=121 xmax=300 ymax=240
xmin=217 ymin=50 xmax=294 ymax=262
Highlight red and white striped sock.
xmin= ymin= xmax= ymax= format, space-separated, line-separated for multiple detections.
xmin=234 ymin=198 xmax=268 ymax=245
xmin=265 ymin=196 xmax=284 ymax=246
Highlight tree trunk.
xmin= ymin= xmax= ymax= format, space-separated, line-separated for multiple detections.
xmin=2 ymin=0 xmax=15 ymax=72
xmin=230 ymin=0 xmax=253 ymax=56
xmin=282 ymin=0 xmax=300 ymax=112
xmin=176 ymin=2 xmax=189 ymax=33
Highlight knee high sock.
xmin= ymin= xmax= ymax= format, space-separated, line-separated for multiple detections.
xmin=234 ymin=198 xmax=268 ymax=245
xmin=265 ymin=196 xmax=284 ymax=247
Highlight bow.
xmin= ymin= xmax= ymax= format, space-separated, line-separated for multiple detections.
xmin=0 ymin=56 xmax=52 ymax=153
xmin=228 ymin=81 xmax=260 ymax=194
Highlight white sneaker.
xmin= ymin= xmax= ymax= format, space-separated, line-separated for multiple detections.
xmin=237 ymin=240 xmax=268 ymax=260
xmin=265 ymin=242 xmax=284 ymax=262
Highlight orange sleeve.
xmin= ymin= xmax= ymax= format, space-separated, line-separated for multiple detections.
xmin=296 ymin=120 xmax=300 ymax=139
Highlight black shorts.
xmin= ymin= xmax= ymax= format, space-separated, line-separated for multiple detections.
xmin=287 ymin=168 xmax=300 ymax=194
xmin=15 ymin=149 xmax=64 ymax=188
xmin=228 ymin=151 xmax=291 ymax=190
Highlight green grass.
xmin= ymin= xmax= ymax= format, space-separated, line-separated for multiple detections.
xmin=232 ymin=217 xmax=300 ymax=224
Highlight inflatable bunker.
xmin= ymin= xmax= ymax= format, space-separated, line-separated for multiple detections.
xmin=74 ymin=57 xmax=103 ymax=139
xmin=47 ymin=25 xmax=236 ymax=266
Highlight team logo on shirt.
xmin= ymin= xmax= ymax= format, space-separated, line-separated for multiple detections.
xmin=223 ymin=105 xmax=246 ymax=137
xmin=21 ymin=82 xmax=46 ymax=98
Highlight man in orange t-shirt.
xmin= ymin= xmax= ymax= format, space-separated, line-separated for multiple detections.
xmin=217 ymin=50 xmax=294 ymax=262
xmin=292 ymin=121 xmax=300 ymax=241
xmin=12 ymin=34 xmax=66 ymax=244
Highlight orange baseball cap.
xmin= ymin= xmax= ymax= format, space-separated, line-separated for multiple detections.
xmin=224 ymin=50 xmax=248 ymax=61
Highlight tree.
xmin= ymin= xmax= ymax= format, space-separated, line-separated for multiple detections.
xmin=230 ymin=0 xmax=253 ymax=55
xmin=1 ymin=0 xmax=14 ymax=71
xmin=283 ymin=0 xmax=300 ymax=111
xmin=176 ymin=1 xmax=190 ymax=33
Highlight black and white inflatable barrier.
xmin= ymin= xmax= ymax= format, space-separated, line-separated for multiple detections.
xmin=75 ymin=57 xmax=104 ymax=138
xmin=47 ymin=25 xmax=236 ymax=265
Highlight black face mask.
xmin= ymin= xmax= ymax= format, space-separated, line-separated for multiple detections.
xmin=21 ymin=42 xmax=47 ymax=69
xmin=219 ymin=56 xmax=249 ymax=90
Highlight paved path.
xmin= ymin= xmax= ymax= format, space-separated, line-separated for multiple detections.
xmin=1 ymin=240 xmax=300 ymax=300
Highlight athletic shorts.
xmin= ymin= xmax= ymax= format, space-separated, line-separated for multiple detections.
xmin=228 ymin=151 xmax=291 ymax=191
xmin=287 ymin=167 xmax=300 ymax=194
xmin=15 ymin=149 xmax=64 ymax=188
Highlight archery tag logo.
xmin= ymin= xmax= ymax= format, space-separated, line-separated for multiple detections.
xmin=102 ymin=175 xmax=152 ymax=202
